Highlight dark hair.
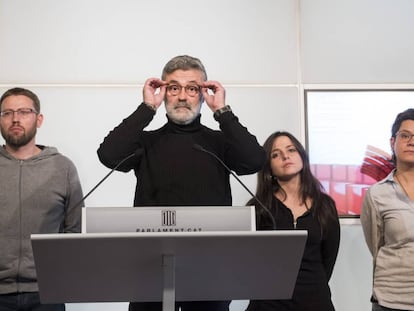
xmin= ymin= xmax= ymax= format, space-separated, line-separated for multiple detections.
xmin=391 ymin=108 xmax=414 ymax=138
xmin=390 ymin=108 xmax=414 ymax=163
xmin=161 ymin=55 xmax=207 ymax=81
xmin=248 ymin=131 xmax=338 ymax=231
xmin=0 ymin=87 xmax=41 ymax=112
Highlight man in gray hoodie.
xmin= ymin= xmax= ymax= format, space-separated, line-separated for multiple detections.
xmin=0 ymin=88 xmax=84 ymax=311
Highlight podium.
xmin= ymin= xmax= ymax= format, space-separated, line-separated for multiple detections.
xmin=82 ymin=206 xmax=256 ymax=233
xmin=31 ymin=230 xmax=306 ymax=311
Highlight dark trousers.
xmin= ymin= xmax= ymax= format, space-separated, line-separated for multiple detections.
xmin=372 ymin=302 xmax=409 ymax=311
xmin=0 ymin=292 xmax=65 ymax=311
xmin=129 ymin=300 xmax=231 ymax=311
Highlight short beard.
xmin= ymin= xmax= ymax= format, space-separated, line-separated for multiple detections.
xmin=166 ymin=100 xmax=201 ymax=125
xmin=1 ymin=126 xmax=37 ymax=148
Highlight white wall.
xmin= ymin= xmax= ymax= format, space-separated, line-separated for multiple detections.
xmin=1 ymin=0 xmax=413 ymax=310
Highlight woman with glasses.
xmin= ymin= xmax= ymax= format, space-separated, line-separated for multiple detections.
xmin=361 ymin=108 xmax=414 ymax=311
xmin=246 ymin=131 xmax=340 ymax=311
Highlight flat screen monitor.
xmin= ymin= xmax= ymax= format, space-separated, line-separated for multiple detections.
xmin=305 ymin=89 xmax=414 ymax=217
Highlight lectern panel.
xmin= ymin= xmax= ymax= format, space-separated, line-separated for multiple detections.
xmin=31 ymin=231 xmax=306 ymax=303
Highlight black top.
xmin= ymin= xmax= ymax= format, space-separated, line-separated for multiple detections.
xmin=97 ymin=103 xmax=265 ymax=206
xmin=247 ymin=197 xmax=340 ymax=311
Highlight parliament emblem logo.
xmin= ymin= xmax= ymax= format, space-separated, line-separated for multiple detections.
xmin=162 ymin=210 xmax=176 ymax=226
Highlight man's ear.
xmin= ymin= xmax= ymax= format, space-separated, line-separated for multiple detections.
xmin=36 ymin=113 xmax=44 ymax=128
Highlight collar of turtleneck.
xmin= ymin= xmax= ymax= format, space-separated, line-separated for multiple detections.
xmin=166 ymin=114 xmax=202 ymax=133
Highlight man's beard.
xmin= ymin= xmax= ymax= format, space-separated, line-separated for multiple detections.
xmin=166 ymin=100 xmax=201 ymax=125
xmin=1 ymin=125 xmax=37 ymax=148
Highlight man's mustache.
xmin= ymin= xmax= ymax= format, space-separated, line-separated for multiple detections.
xmin=174 ymin=101 xmax=191 ymax=109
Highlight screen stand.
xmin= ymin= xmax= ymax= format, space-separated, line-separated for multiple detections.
xmin=163 ymin=254 xmax=175 ymax=311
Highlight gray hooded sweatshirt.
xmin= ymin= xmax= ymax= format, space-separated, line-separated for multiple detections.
xmin=0 ymin=145 xmax=83 ymax=294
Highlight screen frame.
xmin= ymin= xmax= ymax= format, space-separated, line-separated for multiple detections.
xmin=304 ymin=88 xmax=414 ymax=218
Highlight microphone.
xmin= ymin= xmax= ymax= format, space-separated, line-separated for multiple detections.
xmin=74 ymin=148 xmax=143 ymax=209
xmin=193 ymin=144 xmax=276 ymax=230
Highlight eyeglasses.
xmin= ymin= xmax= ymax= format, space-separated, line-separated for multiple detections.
xmin=396 ymin=130 xmax=414 ymax=143
xmin=166 ymin=84 xmax=201 ymax=97
xmin=0 ymin=108 xmax=38 ymax=119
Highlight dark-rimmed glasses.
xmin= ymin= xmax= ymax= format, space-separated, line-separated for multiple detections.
xmin=0 ymin=108 xmax=38 ymax=119
xmin=166 ymin=84 xmax=201 ymax=97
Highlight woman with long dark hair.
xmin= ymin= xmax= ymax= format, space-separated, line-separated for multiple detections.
xmin=246 ymin=131 xmax=340 ymax=311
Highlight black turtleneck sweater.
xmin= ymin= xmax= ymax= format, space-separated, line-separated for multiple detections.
xmin=97 ymin=103 xmax=265 ymax=207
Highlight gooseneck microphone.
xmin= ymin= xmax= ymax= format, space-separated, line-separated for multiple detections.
xmin=73 ymin=148 xmax=143 ymax=209
xmin=193 ymin=144 xmax=276 ymax=230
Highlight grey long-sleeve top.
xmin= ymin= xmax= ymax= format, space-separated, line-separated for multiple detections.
xmin=361 ymin=169 xmax=414 ymax=310
xmin=0 ymin=146 xmax=83 ymax=294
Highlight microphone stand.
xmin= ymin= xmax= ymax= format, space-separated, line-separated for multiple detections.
xmin=193 ymin=144 xmax=276 ymax=230
xmin=74 ymin=150 xmax=141 ymax=209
